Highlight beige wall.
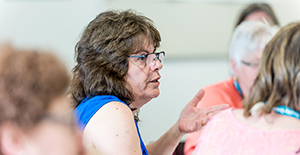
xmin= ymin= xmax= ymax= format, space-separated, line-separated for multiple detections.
xmin=105 ymin=0 xmax=300 ymax=59
xmin=1 ymin=0 xmax=300 ymax=145
xmin=0 ymin=0 xmax=104 ymax=69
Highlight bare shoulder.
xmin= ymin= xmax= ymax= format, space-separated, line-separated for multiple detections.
xmin=83 ymin=101 xmax=141 ymax=154
xmin=232 ymin=108 xmax=300 ymax=130
xmin=85 ymin=101 xmax=134 ymax=127
xmin=85 ymin=101 xmax=135 ymax=131
xmin=275 ymin=114 xmax=300 ymax=129
xmin=100 ymin=101 xmax=133 ymax=115
xmin=231 ymin=108 xmax=245 ymax=121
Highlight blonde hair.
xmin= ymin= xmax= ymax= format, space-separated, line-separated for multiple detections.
xmin=244 ymin=22 xmax=300 ymax=116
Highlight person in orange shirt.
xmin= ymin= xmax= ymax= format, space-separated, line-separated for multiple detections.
xmin=194 ymin=21 xmax=300 ymax=155
xmin=184 ymin=21 xmax=279 ymax=155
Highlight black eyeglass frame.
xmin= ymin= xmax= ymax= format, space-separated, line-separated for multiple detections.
xmin=128 ymin=51 xmax=165 ymax=63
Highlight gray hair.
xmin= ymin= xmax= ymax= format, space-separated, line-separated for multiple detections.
xmin=229 ymin=21 xmax=279 ymax=75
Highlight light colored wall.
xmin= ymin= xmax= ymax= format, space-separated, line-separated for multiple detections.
xmin=0 ymin=0 xmax=104 ymax=70
xmin=106 ymin=1 xmax=241 ymax=58
xmin=105 ymin=0 xmax=300 ymax=59
xmin=1 ymin=0 xmax=300 ymax=145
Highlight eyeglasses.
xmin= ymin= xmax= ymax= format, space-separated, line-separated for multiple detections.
xmin=241 ymin=60 xmax=260 ymax=68
xmin=128 ymin=51 xmax=165 ymax=67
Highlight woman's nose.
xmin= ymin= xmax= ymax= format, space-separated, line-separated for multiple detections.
xmin=150 ymin=58 xmax=163 ymax=71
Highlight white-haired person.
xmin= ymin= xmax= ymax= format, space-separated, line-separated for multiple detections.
xmin=193 ymin=21 xmax=300 ymax=155
xmin=184 ymin=21 xmax=279 ymax=155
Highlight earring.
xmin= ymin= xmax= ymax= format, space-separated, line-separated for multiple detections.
xmin=232 ymin=75 xmax=238 ymax=81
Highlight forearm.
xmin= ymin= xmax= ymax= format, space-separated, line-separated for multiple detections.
xmin=146 ymin=122 xmax=184 ymax=155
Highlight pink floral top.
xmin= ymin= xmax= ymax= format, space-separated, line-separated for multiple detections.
xmin=193 ymin=108 xmax=300 ymax=155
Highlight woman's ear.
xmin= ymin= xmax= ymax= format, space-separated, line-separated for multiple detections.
xmin=230 ymin=59 xmax=239 ymax=77
xmin=0 ymin=122 xmax=26 ymax=155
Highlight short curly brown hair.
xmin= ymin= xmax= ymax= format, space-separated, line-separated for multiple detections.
xmin=0 ymin=44 xmax=70 ymax=130
xmin=70 ymin=10 xmax=161 ymax=108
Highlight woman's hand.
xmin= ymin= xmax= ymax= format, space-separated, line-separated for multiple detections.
xmin=146 ymin=89 xmax=228 ymax=154
xmin=177 ymin=89 xmax=229 ymax=133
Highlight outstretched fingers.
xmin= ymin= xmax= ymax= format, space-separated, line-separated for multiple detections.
xmin=203 ymin=104 xmax=229 ymax=114
xmin=197 ymin=104 xmax=229 ymax=126
xmin=188 ymin=89 xmax=205 ymax=107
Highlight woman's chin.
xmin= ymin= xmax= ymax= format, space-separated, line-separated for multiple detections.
xmin=146 ymin=90 xmax=160 ymax=99
xmin=152 ymin=90 xmax=160 ymax=98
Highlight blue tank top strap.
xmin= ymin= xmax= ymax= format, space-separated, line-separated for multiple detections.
xmin=134 ymin=120 xmax=149 ymax=155
xmin=74 ymin=95 xmax=129 ymax=131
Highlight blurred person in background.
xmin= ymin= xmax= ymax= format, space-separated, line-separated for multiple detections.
xmin=235 ymin=3 xmax=280 ymax=27
xmin=184 ymin=21 xmax=279 ymax=155
xmin=194 ymin=21 xmax=300 ymax=155
xmin=0 ymin=44 xmax=85 ymax=155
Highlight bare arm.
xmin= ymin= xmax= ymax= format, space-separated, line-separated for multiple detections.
xmin=83 ymin=101 xmax=142 ymax=155
xmin=146 ymin=89 xmax=229 ymax=155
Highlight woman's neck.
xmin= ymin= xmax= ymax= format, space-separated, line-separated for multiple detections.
xmin=241 ymin=85 xmax=249 ymax=99
xmin=130 ymin=97 xmax=151 ymax=113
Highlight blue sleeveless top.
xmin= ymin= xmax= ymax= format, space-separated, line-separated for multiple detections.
xmin=74 ymin=95 xmax=148 ymax=155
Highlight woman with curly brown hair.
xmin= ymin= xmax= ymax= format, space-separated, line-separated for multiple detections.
xmin=193 ymin=22 xmax=300 ymax=155
xmin=71 ymin=10 xmax=228 ymax=155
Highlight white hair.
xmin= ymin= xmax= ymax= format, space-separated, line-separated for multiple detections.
xmin=229 ymin=21 xmax=279 ymax=75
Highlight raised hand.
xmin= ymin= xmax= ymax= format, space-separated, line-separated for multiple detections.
xmin=177 ymin=89 xmax=229 ymax=133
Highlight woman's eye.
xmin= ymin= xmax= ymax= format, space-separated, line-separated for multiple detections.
xmin=138 ymin=56 xmax=146 ymax=61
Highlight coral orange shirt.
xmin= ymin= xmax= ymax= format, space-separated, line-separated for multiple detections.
xmin=184 ymin=77 xmax=243 ymax=155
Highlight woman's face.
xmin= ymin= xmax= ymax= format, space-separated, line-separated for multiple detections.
xmin=126 ymin=43 xmax=163 ymax=109
xmin=23 ymin=119 xmax=84 ymax=155
xmin=3 ymin=97 xmax=85 ymax=155
xmin=233 ymin=48 xmax=263 ymax=98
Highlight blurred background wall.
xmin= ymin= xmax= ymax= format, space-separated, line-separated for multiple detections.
xmin=1 ymin=0 xmax=300 ymax=144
